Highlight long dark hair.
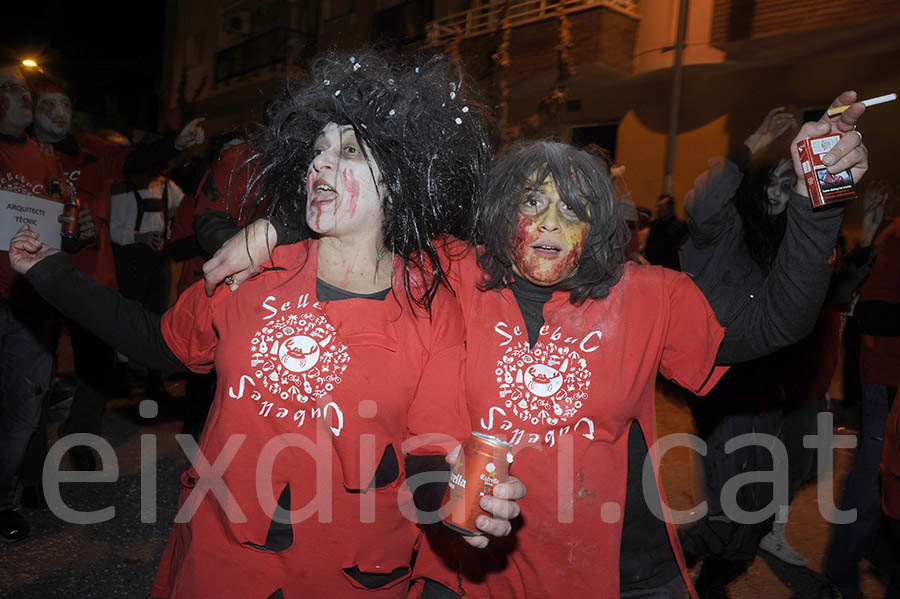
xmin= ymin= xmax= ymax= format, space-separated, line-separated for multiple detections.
xmin=250 ymin=50 xmax=494 ymax=312
xmin=475 ymin=141 xmax=628 ymax=304
xmin=733 ymin=164 xmax=788 ymax=271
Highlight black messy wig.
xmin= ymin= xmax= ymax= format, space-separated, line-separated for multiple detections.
xmin=733 ymin=162 xmax=790 ymax=271
xmin=475 ymin=141 xmax=629 ymax=304
xmin=250 ymin=50 xmax=493 ymax=312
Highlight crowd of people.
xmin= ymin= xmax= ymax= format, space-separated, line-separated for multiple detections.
xmin=0 ymin=46 xmax=896 ymax=599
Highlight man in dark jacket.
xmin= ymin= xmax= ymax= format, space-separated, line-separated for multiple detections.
xmin=644 ymin=193 xmax=687 ymax=270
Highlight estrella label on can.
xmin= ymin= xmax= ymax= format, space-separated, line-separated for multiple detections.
xmin=441 ymin=432 xmax=514 ymax=536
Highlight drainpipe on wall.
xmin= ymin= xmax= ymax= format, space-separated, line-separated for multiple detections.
xmin=663 ymin=0 xmax=690 ymax=195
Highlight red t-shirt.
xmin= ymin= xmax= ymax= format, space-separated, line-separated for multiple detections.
xmin=0 ymin=135 xmax=70 ymax=310
xmin=859 ymin=218 xmax=900 ymax=386
xmin=415 ymin=245 xmax=726 ymax=598
xmin=152 ymin=239 xmax=469 ymax=598
xmin=171 ymin=142 xmax=268 ymax=294
xmin=55 ymin=133 xmax=130 ymax=289
xmin=191 ymin=142 xmax=265 ymax=224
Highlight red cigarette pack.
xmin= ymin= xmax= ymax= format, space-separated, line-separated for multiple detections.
xmin=796 ymin=133 xmax=857 ymax=208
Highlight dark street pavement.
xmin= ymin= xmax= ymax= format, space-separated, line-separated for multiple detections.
xmin=0 ymin=374 xmax=890 ymax=598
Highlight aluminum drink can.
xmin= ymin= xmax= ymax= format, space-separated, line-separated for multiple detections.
xmin=441 ymin=432 xmax=514 ymax=536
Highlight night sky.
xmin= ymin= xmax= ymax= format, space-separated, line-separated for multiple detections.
xmin=6 ymin=1 xmax=167 ymax=134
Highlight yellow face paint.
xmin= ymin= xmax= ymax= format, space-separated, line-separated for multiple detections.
xmin=511 ymin=175 xmax=590 ymax=286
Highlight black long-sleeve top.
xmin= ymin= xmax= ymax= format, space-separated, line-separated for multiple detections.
xmin=26 ymin=252 xmax=185 ymax=374
xmin=680 ymin=145 xmax=847 ymax=364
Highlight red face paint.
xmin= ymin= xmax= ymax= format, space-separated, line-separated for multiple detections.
xmin=342 ymin=168 xmax=360 ymax=219
xmin=314 ymin=202 xmax=323 ymax=230
xmin=305 ymin=122 xmax=383 ymax=238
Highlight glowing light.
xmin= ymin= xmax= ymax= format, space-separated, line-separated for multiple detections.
xmin=21 ymin=59 xmax=38 ymax=68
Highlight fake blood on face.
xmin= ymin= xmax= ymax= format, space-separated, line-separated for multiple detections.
xmin=511 ymin=213 xmax=589 ymax=287
xmin=342 ymin=168 xmax=360 ymax=219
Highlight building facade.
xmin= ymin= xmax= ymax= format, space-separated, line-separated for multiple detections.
xmin=161 ymin=0 xmax=900 ymax=227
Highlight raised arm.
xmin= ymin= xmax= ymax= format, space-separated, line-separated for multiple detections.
xmin=685 ymin=107 xmax=797 ymax=238
xmin=714 ymin=91 xmax=868 ymax=364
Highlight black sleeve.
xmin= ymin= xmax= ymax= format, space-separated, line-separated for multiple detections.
xmin=269 ymin=213 xmax=305 ymax=246
xmin=122 ymin=133 xmax=179 ymax=177
xmin=194 ymin=207 xmax=308 ymax=256
xmin=404 ymin=454 xmax=451 ymax=518
xmin=25 ymin=253 xmax=186 ymax=374
xmin=714 ymin=192 xmax=846 ymax=364
xmin=854 ymin=300 xmax=900 ymax=336
xmin=165 ymin=235 xmax=203 ymax=262
xmin=61 ymin=237 xmax=88 ymax=253
xmin=419 ymin=579 xmax=463 ymax=599
xmin=194 ymin=209 xmax=241 ymax=256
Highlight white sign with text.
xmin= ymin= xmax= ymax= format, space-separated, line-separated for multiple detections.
xmin=1 ymin=190 xmax=63 ymax=250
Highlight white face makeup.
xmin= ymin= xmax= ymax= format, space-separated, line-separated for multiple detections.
xmin=34 ymin=91 xmax=72 ymax=142
xmin=0 ymin=67 xmax=33 ymax=133
xmin=765 ymin=159 xmax=796 ymax=215
xmin=305 ymin=122 xmax=384 ymax=240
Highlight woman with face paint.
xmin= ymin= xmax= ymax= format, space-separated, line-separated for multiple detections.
xmin=415 ymin=91 xmax=868 ymax=597
xmin=8 ymin=51 xmax=524 ymax=598
xmin=404 ymin=141 xmax=726 ymax=599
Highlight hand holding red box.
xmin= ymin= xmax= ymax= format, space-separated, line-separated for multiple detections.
xmin=797 ymin=133 xmax=857 ymax=207
xmin=790 ymin=90 xmax=869 ymax=206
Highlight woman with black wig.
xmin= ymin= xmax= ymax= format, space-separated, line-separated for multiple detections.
xmin=8 ymin=51 xmax=524 ymax=598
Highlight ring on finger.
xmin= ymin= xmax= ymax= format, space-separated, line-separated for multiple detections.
xmin=224 ymin=275 xmax=235 ymax=286
xmin=851 ymin=129 xmax=862 ymax=142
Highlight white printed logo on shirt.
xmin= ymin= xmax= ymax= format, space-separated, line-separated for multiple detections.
xmin=496 ymin=340 xmax=591 ymax=427
xmin=250 ymin=310 xmax=349 ymax=403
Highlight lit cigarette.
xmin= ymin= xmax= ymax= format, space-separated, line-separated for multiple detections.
xmin=827 ymin=92 xmax=897 ymax=116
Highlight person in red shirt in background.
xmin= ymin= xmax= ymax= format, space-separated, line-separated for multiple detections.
xmin=28 ymin=73 xmax=205 ymax=470
xmin=171 ymin=133 xmax=265 ymax=293
xmin=0 ymin=59 xmax=91 ymax=541
xmin=168 ymin=132 xmax=266 ymax=436
xmin=881 ymin=386 xmax=900 ymax=597
xmin=0 ymin=60 xmax=94 ymax=538
xmin=828 ymin=209 xmax=900 ymax=599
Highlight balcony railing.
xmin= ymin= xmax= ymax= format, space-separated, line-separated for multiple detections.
xmin=426 ymin=0 xmax=639 ymax=44
xmin=214 ymin=27 xmax=315 ymax=84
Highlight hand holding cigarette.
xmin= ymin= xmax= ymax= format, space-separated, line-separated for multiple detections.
xmin=789 ymin=90 xmax=869 ymax=197
xmin=827 ymin=93 xmax=896 ymax=117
